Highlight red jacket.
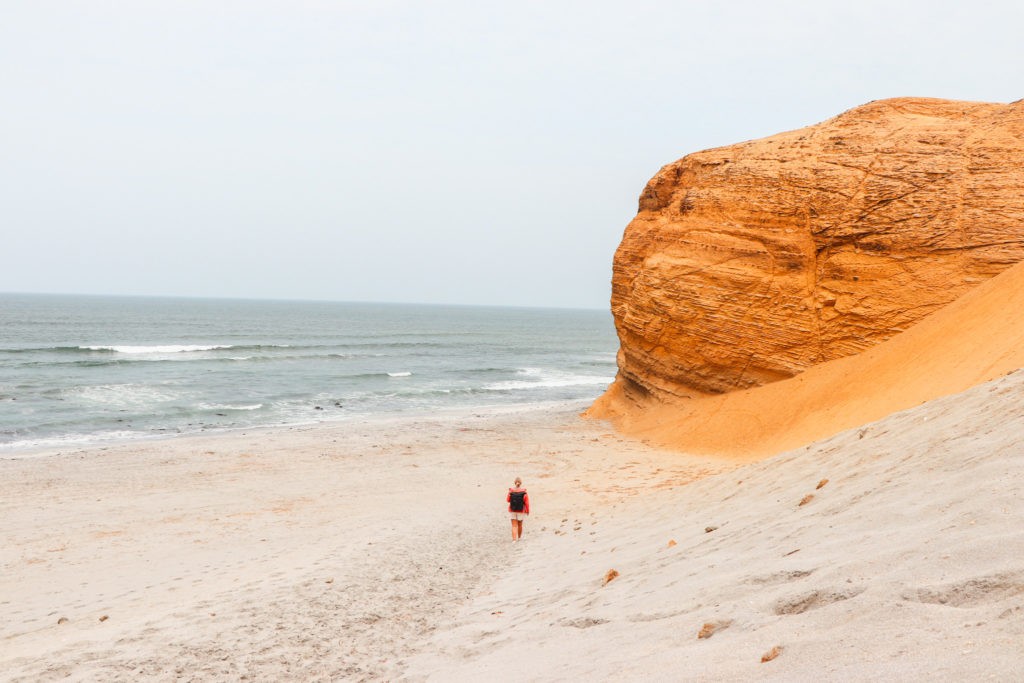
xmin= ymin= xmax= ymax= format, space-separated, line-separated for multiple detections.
xmin=507 ymin=487 xmax=530 ymax=514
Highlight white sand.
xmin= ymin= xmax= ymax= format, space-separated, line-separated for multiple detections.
xmin=0 ymin=406 xmax=725 ymax=681
xmin=4 ymin=371 xmax=1024 ymax=681
xmin=405 ymin=371 xmax=1024 ymax=681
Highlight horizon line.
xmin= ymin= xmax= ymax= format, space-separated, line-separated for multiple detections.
xmin=0 ymin=290 xmax=609 ymax=313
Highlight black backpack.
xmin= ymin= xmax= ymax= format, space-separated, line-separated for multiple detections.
xmin=509 ymin=490 xmax=526 ymax=512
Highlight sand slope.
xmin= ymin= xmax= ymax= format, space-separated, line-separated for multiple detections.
xmin=406 ymin=370 xmax=1024 ymax=681
xmin=592 ymin=258 xmax=1024 ymax=458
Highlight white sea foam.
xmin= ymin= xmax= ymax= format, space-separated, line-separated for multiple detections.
xmin=80 ymin=345 xmax=233 ymax=354
xmin=64 ymin=383 xmax=180 ymax=406
xmin=387 ymin=372 xmax=412 ymax=377
xmin=198 ymin=403 xmax=264 ymax=411
xmin=485 ymin=372 xmax=614 ymax=392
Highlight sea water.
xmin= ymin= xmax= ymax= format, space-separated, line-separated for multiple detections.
xmin=0 ymin=294 xmax=618 ymax=454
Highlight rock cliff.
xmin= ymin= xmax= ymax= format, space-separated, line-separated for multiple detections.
xmin=600 ymin=97 xmax=1024 ymax=408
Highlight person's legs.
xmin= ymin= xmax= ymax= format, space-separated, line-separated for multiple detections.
xmin=510 ymin=519 xmax=518 ymax=540
xmin=515 ymin=519 xmax=524 ymax=539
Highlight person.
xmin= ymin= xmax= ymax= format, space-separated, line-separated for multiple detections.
xmin=507 ymin=477 xmax=530 ymax=541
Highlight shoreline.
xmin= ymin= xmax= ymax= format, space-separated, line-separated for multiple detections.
xmin=0 ymin=397 xmax=601 ymax=460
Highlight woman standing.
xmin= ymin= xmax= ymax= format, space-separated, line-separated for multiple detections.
xmin=506 ymin=477 xmax=530 ymax=542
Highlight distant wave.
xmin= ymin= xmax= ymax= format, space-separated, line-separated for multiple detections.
xmin=80 ymin=345 xmax=234 ymax=354
xmin=387 ymin=372 xmax=412 ymax=377
xmin=0 ymin=341 xmax=446 ymax=356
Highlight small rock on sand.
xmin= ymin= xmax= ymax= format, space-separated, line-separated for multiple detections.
xmin=798 ymin=494 xmax=814 ymax=506
xmin=816 ymin=478 xmax=829 ymax=489
xmin=697 ymin=619 xmax=732 ymax=639
xmin=602 ymin=569 xmax=619 ymax=586
xmin=761 ymin=645 xmax=782 ymax=663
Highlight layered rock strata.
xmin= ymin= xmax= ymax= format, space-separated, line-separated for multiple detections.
xmin=603 ymin=97 xmax=1024 ymax=406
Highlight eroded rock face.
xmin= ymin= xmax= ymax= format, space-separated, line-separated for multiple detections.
xmin=607 ymin=97 xmax=1024 ymax=402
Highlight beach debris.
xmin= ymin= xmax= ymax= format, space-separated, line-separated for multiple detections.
xmin=603 ymin=569 xmax=620 ymax=586
xmin=799 ymin=494 xmax=815 ymax=506
xmin=57 ymin=617 xmax=68 ymax=625
xmin=816 ymin=478 xmax=829 ymax=490
xmin=760 ymin=645 xmax=783 ymax=663
xmin=697 ymin=620 xmax=732 ymax=639
xmin=562 ymin=616 xmax=609 ymax=628
xmin=325 ymin=578 xmax=334 ymax=584
xmin=704 ymin=526 xmax=718 ymax=533
xmin=784 ymin=548 xmax=801 ymax=557
xmin=98 ymin=615 xmax=109 ymax=622
xmin=314 ymin=405 xmax=323 ymax=410
xmin=667 ymin=539 xmax=677 ymax=548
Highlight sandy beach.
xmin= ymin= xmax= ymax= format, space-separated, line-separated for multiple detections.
xmin=4 ymin=370 xmax=1024 ymax=681
xmin=0 ymin=404 xmax=727 ymax=681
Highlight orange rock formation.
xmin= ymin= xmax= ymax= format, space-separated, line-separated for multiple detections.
xmin=590 ymin=257 xmax=1024 ymax=458
xmin=605 ymin=97 xmax=1024 ymax=405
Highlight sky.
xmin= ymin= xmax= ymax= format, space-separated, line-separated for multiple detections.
xmin=2 ymin=1 xmax=1021 ymax=309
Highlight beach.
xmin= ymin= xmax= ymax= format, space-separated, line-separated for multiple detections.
xmin=4 ymin=370 xmax=1024 ymax=681
xmin=1 ymin=404 xmax=726 ymax=681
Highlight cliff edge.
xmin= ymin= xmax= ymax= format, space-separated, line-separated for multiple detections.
xmin=591 ymin=97 xmax=1024 ymax=454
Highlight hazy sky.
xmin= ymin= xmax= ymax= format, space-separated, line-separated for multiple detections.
xmin=2 ymin=1 xmax=1021 ymax=308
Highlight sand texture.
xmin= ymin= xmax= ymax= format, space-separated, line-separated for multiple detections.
xmin=3 ymin=369 xmax=1024 ymax=680
xmin=408 ymin=371 xmax=1024 ymax=681
xmin=0 ymin=407 xmax=726 ymax=681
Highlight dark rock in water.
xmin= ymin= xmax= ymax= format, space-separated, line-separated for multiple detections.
xmin=314 ymin=405 xmax=323 ymax=410
xmin=215 ymin=413 xmax=226 ymax=417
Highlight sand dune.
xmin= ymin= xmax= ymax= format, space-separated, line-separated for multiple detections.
xmin=406 ymin=370 xmax=1024 ymax=681
xmin=592 ymin=258 xmax=1024 ymax=458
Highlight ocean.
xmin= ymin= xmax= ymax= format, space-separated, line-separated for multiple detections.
xmin=0 ymin=293 xmax=619 ymax=454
